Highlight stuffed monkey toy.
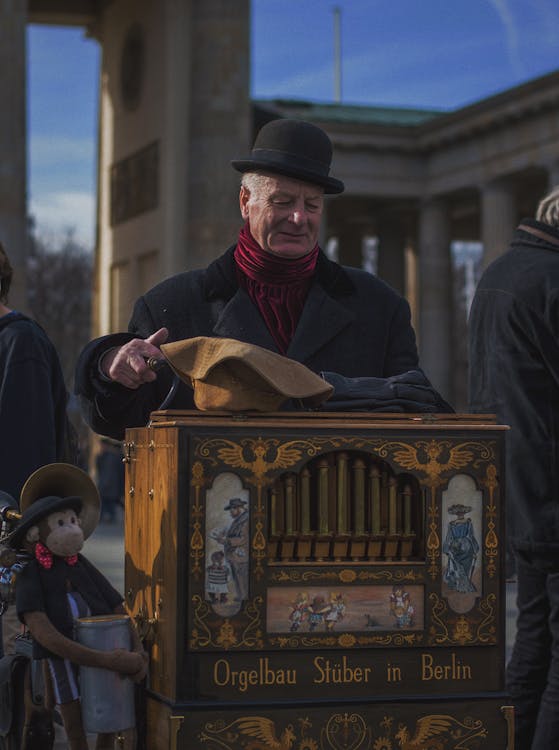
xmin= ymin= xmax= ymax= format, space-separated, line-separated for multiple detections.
xmin=7 ymin=491 xmax=148 ymax=750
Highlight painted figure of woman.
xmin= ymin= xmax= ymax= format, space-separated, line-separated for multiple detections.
xmin=443 ymin=503 xmax=479 ymax=592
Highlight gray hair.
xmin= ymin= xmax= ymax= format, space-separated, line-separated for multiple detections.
xmin=536 ymin=186 xmax=559 ymax=227
xmin=240 ymin=171 xmax=275 ymax=200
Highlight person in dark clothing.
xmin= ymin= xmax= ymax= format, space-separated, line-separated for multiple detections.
xmin=95 ymin=438 xmax=125 ymax=523
xmin=469 ymin=186 xmax=559 ymax=749
xmin=75 ymin=119 xmax=447 ymax=440
xmin=0 ymin=243 xmax=70 ymax=501
xmin=0 ymin=242 xmax=72 ymax=663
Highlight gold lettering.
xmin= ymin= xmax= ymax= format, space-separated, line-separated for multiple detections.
xmin=214 ymin=658 xmax=296 ymax=690
xmin=214 ymin=659 xmax=230 ymax=687
xmin=421 ymin=653 xmax=472 ymax=681
xmin=313 ymin=656 xmax=372 ymax=684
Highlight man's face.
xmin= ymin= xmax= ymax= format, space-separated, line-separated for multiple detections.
xmin=240 ymin=173 xmax=324 ymax=258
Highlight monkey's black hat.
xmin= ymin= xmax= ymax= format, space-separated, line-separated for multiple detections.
xmin=7 ymin=495 xmax=83 ymax=550
xmin=232 ymin=118 xmax=345 ymax=194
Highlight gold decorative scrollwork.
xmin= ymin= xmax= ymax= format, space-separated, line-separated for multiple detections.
xmin=190 ymin=595 xmax=264 ymax=650
xmin=190 ymin=461 xmax=206 ymax=577
xmin=322 ymin=712 xmax=370 ymax=750
xmin=269 ymin=631 xmax=423 ymax=649
xmin=195 ymin=436 xmax=496 ymax=487
xmin=200 ymin=710 xmax=488 ymax=749
xmin=196 ymin=436 xmax=330 ymax=486
xmin=428 ymin=592 xmax=497 ymax=646
xmin=483 ymin=464 xmax=499 ymax=578
xmin=367 ymin=439 xmax=496 ymax=483
xmin=269 ymin=568 xmax=423 ymax=584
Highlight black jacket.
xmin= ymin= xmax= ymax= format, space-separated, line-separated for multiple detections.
xmin=75 ymin=247 xmax=420 ymax=439
xmin=0 ymin=313 xmax=69 ymax=500
xmin=469 ymin=219 xmax=559 ymax=564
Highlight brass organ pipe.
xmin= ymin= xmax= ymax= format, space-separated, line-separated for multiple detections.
xmin=318 ymin=458 xmax=329 ymax=534
xmin=388 ymin=476 xmax=397 ymax=535
xmin=336 ymin=452 xmax=349 ymax=534
xmin=403 ymin=483 xmax=412 ymax=535
xmin=369 ymin=465 xmax=381 ymax=535
xmin=353 ymin=458 xmax=366 ymax=535
xmin=285 ymin=474 xmax=295 ymax=535
xmin=270 ymin=487 xmax=278 ymax=537
xmin=300 ymin=467 xmax=311 ymax=534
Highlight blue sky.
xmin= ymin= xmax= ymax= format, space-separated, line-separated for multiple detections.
xmin=27 ymin=0 xmax=559 ymax=247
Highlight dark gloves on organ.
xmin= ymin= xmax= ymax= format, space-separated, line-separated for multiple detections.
xmin=320 ymin=370 xmax=454 ymax=413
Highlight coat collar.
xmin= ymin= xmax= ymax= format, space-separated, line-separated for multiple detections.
xmin=516 ymin=219 xmax=559 ymax=251
xmin=203 ymin=246 xmax=356 ymax=361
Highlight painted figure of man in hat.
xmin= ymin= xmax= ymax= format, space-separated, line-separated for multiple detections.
xmin=212 ymin=497 xmax=249 ymax=602
xmin=75 ymin=118 xmax=442 ymax=438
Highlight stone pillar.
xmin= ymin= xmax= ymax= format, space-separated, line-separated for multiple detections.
xmin=185 ymin=0 xmax=250 ymax=270
xmin=377 ymin=213 xmax=406 ymax=296
xmin=418 ymin=197 xmax=452 ymax=401
xmin=481 ymin=178 xmax=516 ymax=268
xmin=0 ymin=0 xmax=27 ymax=309
xmin=336 ymin=221 xmax=364 ymax=269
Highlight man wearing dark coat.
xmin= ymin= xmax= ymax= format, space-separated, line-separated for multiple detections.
xmin=469 ymin=186 xmax=559 ymax=749
xmin=75 ymin=118 xmax=437 ymax=440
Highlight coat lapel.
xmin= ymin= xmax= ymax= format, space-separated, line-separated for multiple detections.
xmin=206 ymin=248 xmax=355 ymax=360
xmin=287 ymin=282 xmax=354 ymax=363
xmin=211 ymin=288 xmax=280 ymax=351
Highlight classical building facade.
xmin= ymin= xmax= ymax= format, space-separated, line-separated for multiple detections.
xmin=3 ymin=1 xmax=559 ymax=406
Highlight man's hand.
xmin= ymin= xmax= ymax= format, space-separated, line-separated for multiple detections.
xmin=102 ymin=327 xmax=169 ymax=388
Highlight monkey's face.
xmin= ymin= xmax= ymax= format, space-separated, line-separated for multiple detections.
xmin=35 ymin=508 xmax=84 ymax=557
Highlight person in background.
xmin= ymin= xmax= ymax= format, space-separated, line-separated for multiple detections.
xmin=0 ymin=242 xmax=73 ymax=659
xmin=0 ymin=242 xmax=71 ymax=502
xmin=469 ymin=186 xmax=559 ymax=749
xmin=75 ymin=118 xmax=448 ymax=440
xmin=95 ymin=437 xmax=125 ymax=523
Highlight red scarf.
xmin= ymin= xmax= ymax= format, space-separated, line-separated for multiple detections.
xmin=234 ymin=222 xmax=319 ymax=353
xmin=35 ymin=541 xmax=78 ymax=569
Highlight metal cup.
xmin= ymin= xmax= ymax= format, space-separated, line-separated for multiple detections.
xmin=76 ymin=614 xmax=136 ymax=733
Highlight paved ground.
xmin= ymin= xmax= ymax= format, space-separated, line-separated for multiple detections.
xmin=52 ymin=517 xmax=519 ymax=748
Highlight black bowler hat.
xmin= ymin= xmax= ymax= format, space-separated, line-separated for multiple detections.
xmin=232 ymin=119 xmax=345 ymax=194
xmin=7 ymin=495 xmax=83 ymax=549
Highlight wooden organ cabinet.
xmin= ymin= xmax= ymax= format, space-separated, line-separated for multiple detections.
xmin=123 ymin=411 xmax=512 ymax=750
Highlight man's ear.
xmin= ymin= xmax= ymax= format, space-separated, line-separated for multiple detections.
xmin=25 ymin=525 xmax=40 ymax=544
xmin=239 ymin=185 xmax=250 ymax=220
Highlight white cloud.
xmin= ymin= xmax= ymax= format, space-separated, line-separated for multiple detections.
xmin=487 ymin=0 xmax=524 ymax=78
xmin=29 ymin=191 xmax=96 ymax=248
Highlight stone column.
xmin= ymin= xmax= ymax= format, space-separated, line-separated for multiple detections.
xmin=481 ymin=178 xmax=516 ymax=268
xmin=0 ymin=0 xmax=27 ymax=308
xmin=377 ymin=213 xmax=406 ymax=296
xmin=335 ymin=219 xmax=364 ymax=269
xmin=185 ymin=0 xmax=250 ymax=270
xmin=418 ymin=197 xmax=453 ymax=401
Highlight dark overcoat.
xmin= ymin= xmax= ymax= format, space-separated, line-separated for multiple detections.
xmin=469 ymin=219 xmax=559 ymax=564
xmin=75 ymin=247 xmax=419 ymax=439
xmin=0 ymin=313 xmax=69 ymax=499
